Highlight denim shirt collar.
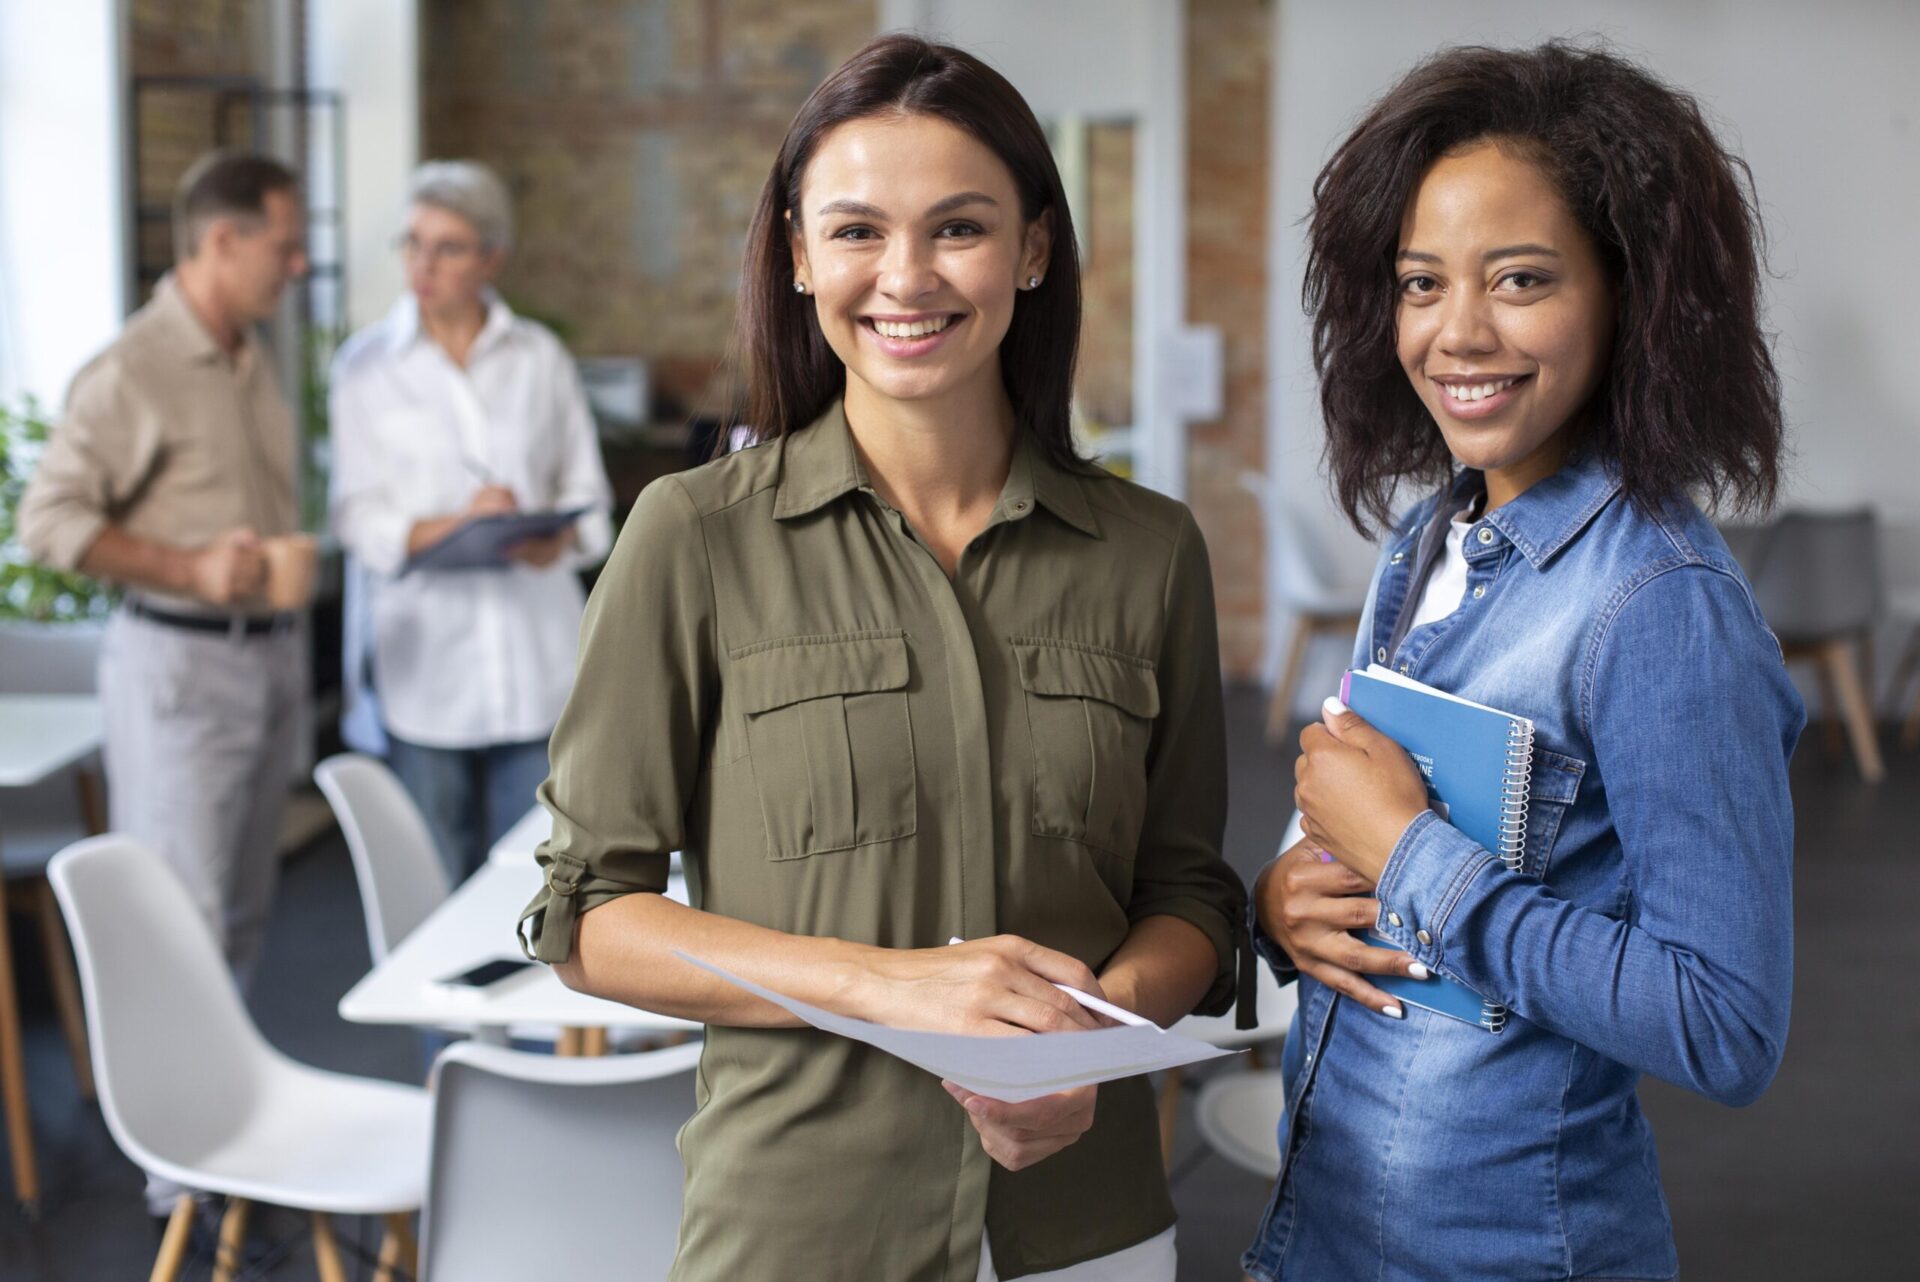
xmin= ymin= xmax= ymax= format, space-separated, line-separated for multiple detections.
xmin=1474 ymin=448 xmax=1623 ymax=571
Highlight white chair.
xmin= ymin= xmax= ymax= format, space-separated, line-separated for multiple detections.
xmin=420 ymin=1039 xmax=701 ymax=1281
xmin=48 ymin=835 xmax=430 ymax=1282
xmin=1239 ymin=472 xmax=1368 ymax=741
xmin=0 ymin=623 xmax=104 ymax=1107
xmin=1193 ymin=1068 xmax=1288 ymax=1179
xmin=314 ymin=752 xmax=451 ymax=964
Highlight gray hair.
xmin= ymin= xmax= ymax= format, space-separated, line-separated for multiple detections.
xmin=407 ymin=160 xmax=513 ymax=250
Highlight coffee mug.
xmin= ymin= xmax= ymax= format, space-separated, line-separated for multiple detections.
xmin=262 ymin=533 xmax=318 ymax=610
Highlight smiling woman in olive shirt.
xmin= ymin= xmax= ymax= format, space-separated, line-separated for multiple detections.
xmin=517 ymin=35 xmax=1245 ymax=1282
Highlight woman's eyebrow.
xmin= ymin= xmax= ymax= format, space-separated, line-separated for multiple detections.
xmin=1483 ymin=243 xmax=1562 ymax=261
xmin=1396 ymin=244 xmax=1562 ymax=264
xmin=814 ymin=191 xmax=998 ymax=220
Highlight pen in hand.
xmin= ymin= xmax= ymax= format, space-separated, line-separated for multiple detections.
xmin=945 ymin=937 xmax=1154 ymax=1029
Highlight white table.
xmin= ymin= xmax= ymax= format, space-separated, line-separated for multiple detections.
xmin=384 ymin=803 xmax=1294 ymax=1060
xmin=337 ymin=859 xmax=699 ymax=1037
xmin=0 ymin=695 xmax=103 ymax=787
xmin=0 ymin=693 xmax=103 ymax=1211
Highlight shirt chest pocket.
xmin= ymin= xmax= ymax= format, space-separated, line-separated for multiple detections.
xmin=1521 ymin=747 xmax=1586 ymax=879
xmin=1013 ymin=638 xmax=1159 ymax=860
xmin=732 ymin=631 xmax=917 ymax=861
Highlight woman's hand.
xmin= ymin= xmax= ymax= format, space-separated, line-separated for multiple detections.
xmin=465 ymin=484 xmax=519 ymax=517
xmin=942 ymin=1080 xmax=1097 ymax=1171
xmin=1296 ymin=696 xmax=1431 ymax=884
xmin=506 ymin=526 xmax=577 ymax=568
xmin=1256 ymin=838 xmax=1429 ymax=1018
xmin=842 ymin=935 xmax=1107 ymax=1036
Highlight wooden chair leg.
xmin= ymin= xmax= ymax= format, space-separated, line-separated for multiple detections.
xmin=211 ymin=1196 xmax=252 ymax=1282
xmin=149 ymin=1194 xmax=197 ymax=1282
xmin=1820 ymin=639 xmax=1886 ymax=783
xmin=0 ymin=884 xmax=41 ymax=1213
xmin=1157 ymin=1066 xmax=1185 ymax=1172
xmin=556 ymin=1026 xmax=586 ymax=1056
xmin=1812 ymin=651 xmax=1845 ymax=755
xmin=74 ymin=767 xmax=107 ymax=836
xmin=1266 ymin=619 xmax=1315 ymax=743
xmin=312 ymin=1210 xmax=350 ymax=1282
xmin=581 ymin=1025 xmax=610 ymax=1057
xmin=33 ymin=877 xmax=94 ymax=1100
xmin=374 ymin=1211 xmax=419 ymax=1282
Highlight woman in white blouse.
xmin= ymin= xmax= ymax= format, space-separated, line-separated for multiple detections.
xmin=329 ymin=160 xmax=613 ymax=882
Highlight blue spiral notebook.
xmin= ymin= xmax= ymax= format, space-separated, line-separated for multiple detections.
xmin=1340 ymin=665 xmax=1536 ymax=1033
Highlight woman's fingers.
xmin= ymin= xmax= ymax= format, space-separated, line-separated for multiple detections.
xmin=996 ymin=937 xmax=1104 ymax=997
xmin=1299 ymin=958 xmax=1404 ymax=1018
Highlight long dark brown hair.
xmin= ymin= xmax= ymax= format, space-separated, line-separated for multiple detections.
xmin=1307 ymin=41 xmax=1785 ymax=535
xmin=727 ymin=34 xmax=1085 ymax=469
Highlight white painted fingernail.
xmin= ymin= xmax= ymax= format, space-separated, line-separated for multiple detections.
xmin=1322 ymin=695 xmax=1349 ymax=718
xmin=1408 ymin=962 xmax=1431 ymax=980
xmin=1382 ymin=1004 xmax=1405 ymax=1019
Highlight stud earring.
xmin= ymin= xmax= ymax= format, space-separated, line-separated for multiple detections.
xmin=793 ymin=280 xmax=807 ymax=294
xmin=1026 ymin=275 xmax=1041 ymax=289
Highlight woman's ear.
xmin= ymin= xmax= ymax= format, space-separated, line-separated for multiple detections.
xmin=1020 ymin=207 xmax=1054 ymax=286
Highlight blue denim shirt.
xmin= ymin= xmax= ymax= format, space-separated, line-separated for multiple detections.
xmin=1243 ymin=451 xmax=1803 ymax=1281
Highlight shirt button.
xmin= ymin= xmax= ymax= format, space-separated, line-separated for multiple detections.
xmin=1476 ymin=526 xmax=1496 ymax=545
xmin=1387 ymin=912 xmax=1403 ymax=927
xmin=1011 ymin=499 xmax=1030 ymax=513
xmin=1398 ymin=662 xmax=1410 ymax=674
xmin=1390 ymin=550 xmax=1405 ymax=564
xmin=1472 ymin=584 xmax=1487 ymax=599
xmin=1375 ymin=646 xmax=1388 ymax=663
xmin=1416 ymin=929 xmax=1433 ymax=946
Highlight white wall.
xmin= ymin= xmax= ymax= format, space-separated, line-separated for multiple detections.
xmin=0 ymin=0 xmax=127 ymax=406
xmin=306 ymin=0 xmax=418 ymax=333
xmin=1267 ymin=0 xmax=1920 ymax=713
xmin=880 ymin=0 xmax=1192 ymax=498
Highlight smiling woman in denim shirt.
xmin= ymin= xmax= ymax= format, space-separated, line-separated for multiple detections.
xmin=1243 ymin=43 xmax=1805 ymax=1282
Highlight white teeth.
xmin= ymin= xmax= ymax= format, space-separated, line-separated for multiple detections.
xmin=872 ymin=316 xmax=952 ymax=339
xmin=1442 ymin=378 xmax=1517 ymax=402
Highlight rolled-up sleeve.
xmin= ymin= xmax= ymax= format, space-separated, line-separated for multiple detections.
xmin=518 ymin=474 xmax=717 ymax=962
xmin=1126 ymin=510 xmax=1247 ymax=1018
xmin=18 ymin=359 xmax=161 ymax=572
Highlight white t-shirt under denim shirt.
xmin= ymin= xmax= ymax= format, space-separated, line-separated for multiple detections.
xmin=329 ymin=293 xmax=614 ymax=749
xmin=1405 ymin=503 xmax=1480 ymax=631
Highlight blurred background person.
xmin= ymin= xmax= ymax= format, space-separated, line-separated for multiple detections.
xmin=16 ymin=148 xmax=313 ymax=1223
xmin=329 ymin=159 xmax=613 ymax=885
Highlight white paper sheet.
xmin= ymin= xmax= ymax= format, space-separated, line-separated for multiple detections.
xmin=678 ymin=951 xmax=1237 ymax=1103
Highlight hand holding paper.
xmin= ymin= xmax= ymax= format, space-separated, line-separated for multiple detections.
xmin=677 ymin=951 xmax=1235 ymax=1103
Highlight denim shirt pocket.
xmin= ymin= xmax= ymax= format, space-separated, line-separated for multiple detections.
xmin=1522 ymin=747 xmax=1586 ymax=879
xmin=1012 ymin=637 xmax=1159 ymax=860
xmin=733 ymin=630 xmax=917 ymax=860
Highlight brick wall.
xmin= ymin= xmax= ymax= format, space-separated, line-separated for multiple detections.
xmin=1186 ymin=0 xmax=1271 ymax=679
xmin=129 ymin=0 xmax=276 ymax=291
xmin=422 ymin=0 xmax=877 ymax=415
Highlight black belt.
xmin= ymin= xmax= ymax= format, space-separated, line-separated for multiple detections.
xmin=128 ymin=600 xmax=295 ymax=637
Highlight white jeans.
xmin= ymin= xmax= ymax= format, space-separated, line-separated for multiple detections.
xmin=976 ymin=1227 xmax=1176 ymax=1282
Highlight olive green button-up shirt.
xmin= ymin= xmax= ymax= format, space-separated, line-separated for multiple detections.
xmin=520 ymin=403 xmax=1244 ymax=1282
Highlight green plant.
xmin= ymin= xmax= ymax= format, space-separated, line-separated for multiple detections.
xmin=0 ymin=396 xmax=117 ymax=622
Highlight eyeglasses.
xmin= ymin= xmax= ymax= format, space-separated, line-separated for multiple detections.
xmin=394 ymin=232 xmax=484 ymax=265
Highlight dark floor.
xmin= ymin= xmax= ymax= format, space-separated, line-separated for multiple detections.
xmin=1 ymin=686 xmax=1915 ymax=1280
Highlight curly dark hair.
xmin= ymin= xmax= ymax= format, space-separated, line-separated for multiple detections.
xmin=1306 ymin=40 xmax=1784 ymax=535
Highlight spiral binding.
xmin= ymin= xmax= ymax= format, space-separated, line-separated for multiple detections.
xmin=1476 ymin=718 xmax=1536 ymax=1033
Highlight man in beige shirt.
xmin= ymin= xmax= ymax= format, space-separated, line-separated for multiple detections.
xmin=20 ymin=152 xmax=310 ymax=1019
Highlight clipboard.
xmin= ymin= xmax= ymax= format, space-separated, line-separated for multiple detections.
xmin=401 ymin=507 xmax=589 ymax=575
